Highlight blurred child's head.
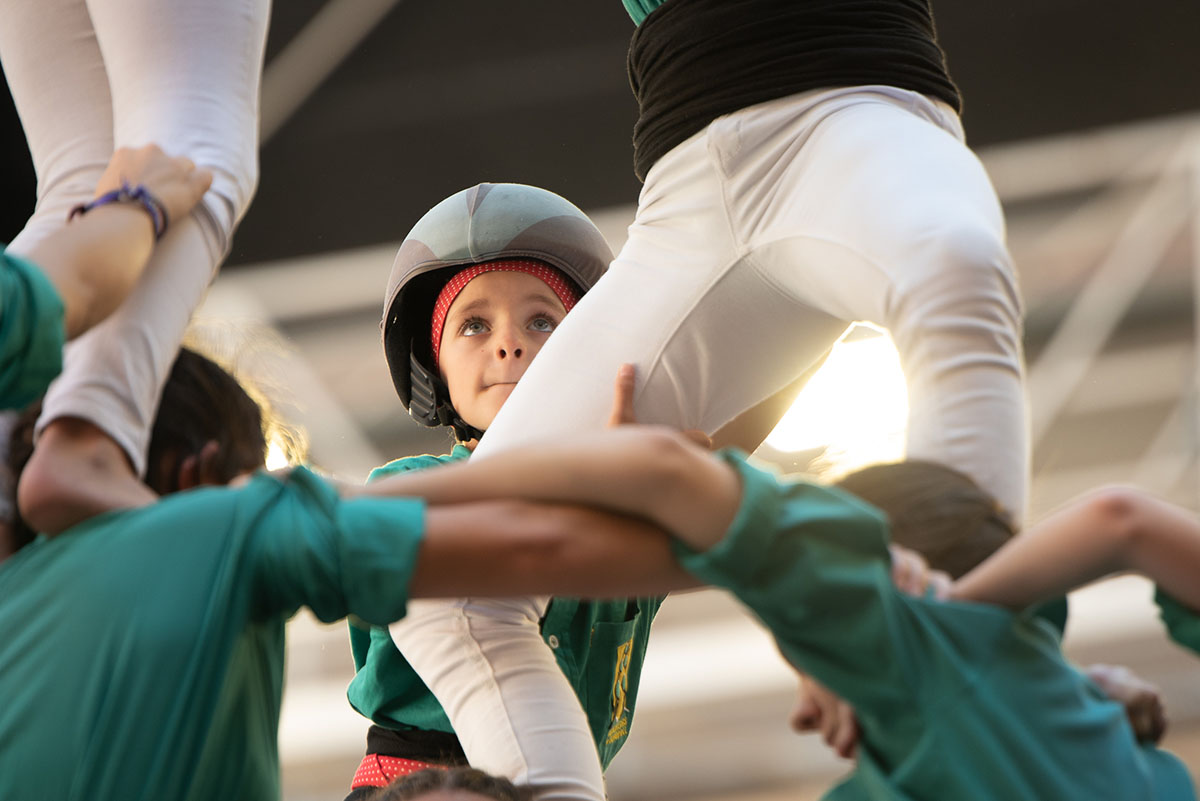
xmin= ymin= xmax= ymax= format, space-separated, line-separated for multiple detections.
xmin=382 ymin=183 xmax=611 ymax=442
xmin=834 ymin=459 xmax=1017 ymax=579
xmin=5 ymin=348 xmax=268 ymax=553
xmin=371 ymin=767 xmax=531 ymax=801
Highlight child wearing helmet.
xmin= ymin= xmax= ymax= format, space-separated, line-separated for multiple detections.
xmin=345 ymin=183 xmax=662 ymax=800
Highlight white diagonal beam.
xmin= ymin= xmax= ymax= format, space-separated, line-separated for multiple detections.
xmin=260 ymin=0 xmax=404 ymax=144
xmin=1132 ymin=401 xmax=1190 ymax=494
xmin=1028 ymin=160 xmax=1192 ymax=448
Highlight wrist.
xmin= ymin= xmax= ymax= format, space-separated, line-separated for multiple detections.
xmin=69 ymin=181 xmax=169 ymax=239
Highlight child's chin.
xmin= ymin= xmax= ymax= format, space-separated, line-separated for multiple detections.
xmin=476 ymin=387 xmax=516 ymax=425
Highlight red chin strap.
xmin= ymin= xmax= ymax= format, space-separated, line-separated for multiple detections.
xmin=430 ymin=259 xmax=580 ymax=368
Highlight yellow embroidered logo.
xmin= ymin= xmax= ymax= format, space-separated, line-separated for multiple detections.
xmin=606 ymin=637 xmax=634 ymax=744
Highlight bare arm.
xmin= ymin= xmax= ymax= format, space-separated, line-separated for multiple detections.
xmin=952 ymin=486 xmax=1200 ymax=611
xmin=409 ymin=499 xmax=699 ymax=598
xmin=358 ymin=426 xmax=743 ymax=553
xmin=23 ymin=144 xmax=211 ymax=339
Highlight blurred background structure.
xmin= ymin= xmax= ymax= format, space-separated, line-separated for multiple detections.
xmin=3 ymin=2 xmax=1199 ymax=798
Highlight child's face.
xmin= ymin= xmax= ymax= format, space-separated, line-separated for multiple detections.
xmin=438 ymin=270 xmax=568 ymax=432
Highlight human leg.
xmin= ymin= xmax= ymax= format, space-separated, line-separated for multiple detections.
xmin=31 ymin=0 xmax=268 ymax=474
xmin=390 ymin=599 xmax=606 ymax=801
xmin=0 ymin=0 xmax=141 ymax=532
xmin=476 ymin=128 xmax=852 ymax=455
xmin=88 ymin=0 xmax=263 ymax=255
xmin=0 ymin=0 xmax=114 ymax=255
xmin=716 ymin=87 xmax=1027 ymax=521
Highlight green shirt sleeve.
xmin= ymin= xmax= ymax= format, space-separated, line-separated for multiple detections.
xmin=245 ymin=467 xmax=425 ymax=627
xmin=670 ymin=451 xmax=924 ymax=727
xmin=0 ymin=250 xmax=65 ymax=409
xmin=1155 ymin=586 xmax=1200 ymax=657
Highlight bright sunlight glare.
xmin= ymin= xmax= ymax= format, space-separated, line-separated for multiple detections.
xmin=764 ymin=327 xmax=908 ymax=475
xmin=266 ymin=440 xmax=291 ymax=471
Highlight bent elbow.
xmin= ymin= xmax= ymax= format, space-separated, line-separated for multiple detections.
xmin=1085 ymin=485 xmax=1145 ymax=556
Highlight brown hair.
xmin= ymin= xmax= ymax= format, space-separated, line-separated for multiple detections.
xmin=834 ymin=460 xmax=1017 ymax=579
xmin=4 ymin=348 xmax=267 ymax=551
xmin=145 ymin=347 xmax=267 ymax=493
xmin=371 ymin=767 xmax=532 ymax=801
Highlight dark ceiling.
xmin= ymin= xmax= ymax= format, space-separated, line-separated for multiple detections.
xmin=3 ymin=1 xmax=1198 ymax=266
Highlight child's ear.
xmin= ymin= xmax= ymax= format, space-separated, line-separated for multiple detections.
xmin=176 ymin=440 xmax=222 ymax=490
xmin=177 ymin=453 xmax=198 ymax=491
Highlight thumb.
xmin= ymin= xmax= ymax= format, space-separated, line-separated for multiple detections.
xmin=607 ymin=363 xmax=638 ymax=426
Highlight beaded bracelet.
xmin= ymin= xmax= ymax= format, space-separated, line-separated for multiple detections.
xmin=69 ymin=180 xmax=169 ymax=240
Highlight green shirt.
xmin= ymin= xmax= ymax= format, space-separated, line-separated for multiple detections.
xmin=0 ymin=250 xmax=65 ymax=409
xmin=621 ymin=0 xmax=663 ymax=25
xmin=347 ymin=446 xmax=663 ymax=767
xmin=1156 ymin=588 xmax=1200 ymax=657
xmin=674 ymin=452 xmax=1195 ymax=801
xmin=0 ymin=467 xmax=424 ymax=801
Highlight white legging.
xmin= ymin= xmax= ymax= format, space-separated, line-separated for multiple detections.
xmin=0 ymin=0 xmax=268 ymax=473
xmin=392 ymin=86 xmax=1029 ymax=799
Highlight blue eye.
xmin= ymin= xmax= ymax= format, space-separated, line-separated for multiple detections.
xmin=529 ymin=316 xmax=557 ymax=333
xmin=460 ymin=318 xmax=488 ymax=336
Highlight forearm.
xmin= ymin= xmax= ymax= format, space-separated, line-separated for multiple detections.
xmin=410 ymin=500 xmax=699 ymax=599
xmin=953 ymin=487 xmax=1200 ymax=611
xmin=26 ymin=205 xmax=155 ymax=338
xmin=362 ymin=427 xmax=741 ymax=549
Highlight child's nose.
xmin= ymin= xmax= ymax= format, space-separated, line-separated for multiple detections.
xmin=494 ymin=327 xmax=526 ymax=360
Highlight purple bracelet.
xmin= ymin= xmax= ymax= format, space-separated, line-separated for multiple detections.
xmin=69 ymin=180 xmax=169 ymax=240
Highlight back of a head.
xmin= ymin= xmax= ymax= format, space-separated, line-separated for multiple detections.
xmin=145 ymin=347 xmax=267 ymax=493
xmin=371 ymin=767 xmax=532 ymax=801
xmin=5 ymin=348 xmax=266 ymax=551
xmin=834 ymin=460 xmax=1016 ymax=579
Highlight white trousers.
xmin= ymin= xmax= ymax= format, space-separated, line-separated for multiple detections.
xmin=392 ymin=86 xmax=1029 ymax=799
xmin=0 ymin=0 xmax=268 ymax=473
